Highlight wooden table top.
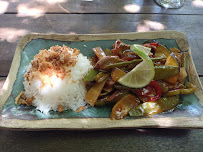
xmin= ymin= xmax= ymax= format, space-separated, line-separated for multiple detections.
xmin=0 ymin=0 xmax=202 ymax=151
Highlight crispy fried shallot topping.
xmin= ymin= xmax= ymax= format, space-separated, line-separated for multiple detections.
xmin=24 ymin=45 xmax=80 ymax=85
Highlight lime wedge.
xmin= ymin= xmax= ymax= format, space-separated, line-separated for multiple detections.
xmin=132 ymin=44 xmax=151 ymax=55
xmin=118 ymin=44 xmax=155 ymax=88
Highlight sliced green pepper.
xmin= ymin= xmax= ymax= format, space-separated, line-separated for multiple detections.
xmin=154 ymin=66 xmax=179 ymax=80
xmin=129 ymin=95 xmax=179 ymax=117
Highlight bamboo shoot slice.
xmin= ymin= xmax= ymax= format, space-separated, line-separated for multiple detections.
xmin=85 ymin=79 xmax=107 ymax=107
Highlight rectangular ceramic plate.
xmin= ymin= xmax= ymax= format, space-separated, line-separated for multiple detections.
xmin=0 ymin=31 xmax=203 ymax=130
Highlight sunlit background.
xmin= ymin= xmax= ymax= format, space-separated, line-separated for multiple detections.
xmin=192 ymin=0 xmax=203 ymax=7
xmin=0 ymin=0 xmax=202 ymax=43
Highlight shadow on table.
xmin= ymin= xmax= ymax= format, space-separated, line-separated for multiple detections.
xmin=0 ymin=128 xmax=190 ymax=137
xmin=1 ymin=128 xmax=202 ymax=152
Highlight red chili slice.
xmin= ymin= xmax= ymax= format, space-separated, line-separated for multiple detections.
xmin=134 ymin=80 xmax=162 ymax=102
xmin=147 ymin=80 xmax=162 ymax=101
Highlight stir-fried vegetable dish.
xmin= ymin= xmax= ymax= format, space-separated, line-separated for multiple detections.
xmin=84 ymin=39 xmax=196 ymax=120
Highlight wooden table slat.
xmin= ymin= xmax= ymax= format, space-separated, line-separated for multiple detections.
xmin=0 ymin=13 xmax=203 ymax=76
xmin=2 ymin=0 xmax=203 ymax=15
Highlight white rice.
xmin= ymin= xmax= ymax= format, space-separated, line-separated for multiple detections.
xmin=23 ymin=45 xmax=92 ymax=114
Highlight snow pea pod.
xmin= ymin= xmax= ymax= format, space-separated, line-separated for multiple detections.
xmin=129 ymin=95 xmax=179 ymax=117
xmin=164 ymin=82 xmax=196 ymax=96
xmin=110 ymin=93 xmax=140 ymax=120
xmin=158 ymin=95 xmax=180 ymax=111
xmin=95 ymin=90 xmax=129 ymax=106
xmin=164 ymin=89 xmax=180 ymax=96
xmin=83 ymin=69 xmax=99 ymax=81
xmin=180 ymin=81 xmax=196 ymax=94
xmin=94 ymin=72 xmax=110 ymax=82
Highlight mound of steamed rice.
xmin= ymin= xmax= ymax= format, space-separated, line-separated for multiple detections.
xmin=23 ymin=45 xmax=92 ymax=114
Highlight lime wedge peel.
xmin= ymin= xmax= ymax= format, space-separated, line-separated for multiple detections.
xmin=130 ymin=44 xmax=153 ymax=64
xmin=132 ymin=44 xmax=151 ymax=56
xmin=118 ymin=44 xmax=155 ymax=88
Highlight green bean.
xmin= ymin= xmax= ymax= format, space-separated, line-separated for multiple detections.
xmin=105 ymin=57 xmax=165 ymax=69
